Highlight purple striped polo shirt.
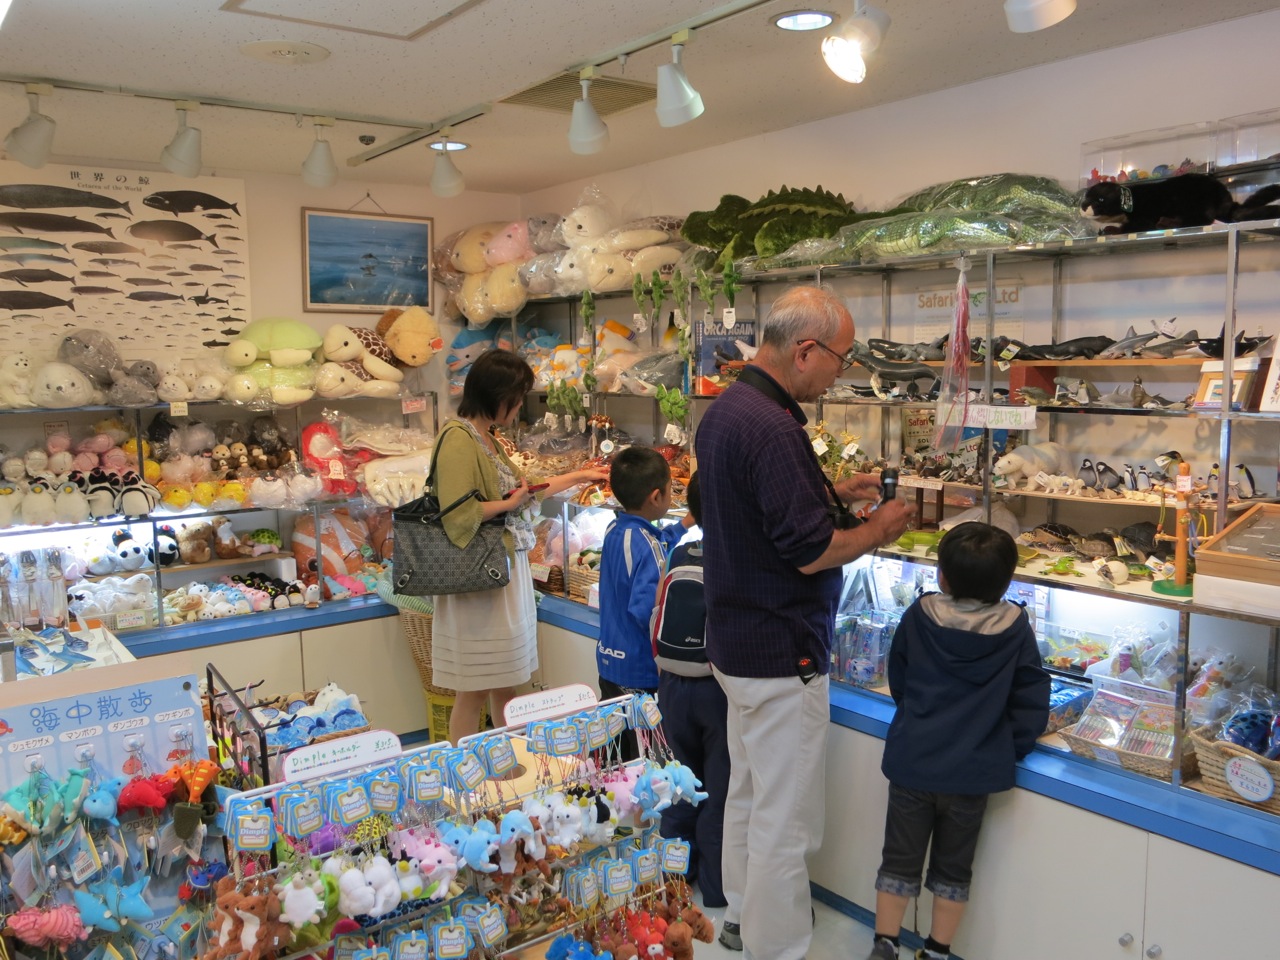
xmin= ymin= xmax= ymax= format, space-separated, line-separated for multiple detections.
xmin=695 ymin=366 xmax=842 ymax=678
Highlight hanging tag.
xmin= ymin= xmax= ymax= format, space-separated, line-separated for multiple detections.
xmin=584 ymin=716 xmax=608 ymax=750
xmin=673 ymin=308 xmax=685 ymax=327
xmin=604 ymin=707 xmax=628 ymax=739
xmin=663 ymin=423 xmax=684 ymax=444
xmin=475 ymin=903 xmax=508 ymax=949
xmin=545 ymin=720 xmax=583 ymax=757
xmin=235 ymin=811 xmax=275 ymax=850
xmin=391 ymin=931 xmax=429 ymax=960
xmin=527 ymin=721 xmax=549 ymax=755
xmin=353 ymin=949 xmax=391 ymax=960
xmin=659 ymin=838 xmax=691 ymax=874
xmin=482 ymin=734 xmax=517 ymax=778
xmin=841 ymin=441 xmax=860 ymax=460
xmin=328 ymin=460 xmax=345 ymax=480
xmin=599 ymin=858 xmax=636 ymax=898
xmin=431 ymin=922 xmax=473 ymax=960
xmin=1157 ymin=317 xmax=1179 ymax=338
xmin=543 ymin=412 xmax=558 ymax=429
xmin=367 ymin=774 xmax=402 ymax=814
xmin=410 ymin=764 xmax=444 ymax=803
xmin=401 ymin=396 xmax=427 ymax=415
xmin=630 ymin=847 xmax=660 ymax=885
xmin=811 ymin=437 xmax=828 ymax=457
xmin=446 ymin=749 xmax=487 ymax=791
xmin=635 ymin=695 xmax=663 ymax=730
xmin=291 ymin=795 xmax=324 ymax=837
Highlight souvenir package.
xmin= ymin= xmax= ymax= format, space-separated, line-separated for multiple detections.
xmin=833 ymin=611 xmax=899 ymax=688
xmin=1045 ymin=677 xmax=1094 ymax=734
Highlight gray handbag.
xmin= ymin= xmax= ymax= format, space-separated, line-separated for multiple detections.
xmin=392 ymin=425 xmax=511 ymax=596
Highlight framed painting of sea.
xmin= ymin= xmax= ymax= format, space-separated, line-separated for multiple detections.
xmin=302 ymin=208 xmax=432 ymax=313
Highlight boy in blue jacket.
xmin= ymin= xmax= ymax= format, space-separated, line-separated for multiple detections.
xmin=867 ymin=522 xmax=1050 ymax=960
xmin=597 ymin=446 xmax=693 ymax=759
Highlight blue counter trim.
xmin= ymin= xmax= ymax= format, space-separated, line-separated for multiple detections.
xmin=122 ymin=596 xmax=398 ymax=658
xmin=829 ymin=683 xmax=1280 ymax=876
xmin=537 ymin=595 xmax=600 ymax=638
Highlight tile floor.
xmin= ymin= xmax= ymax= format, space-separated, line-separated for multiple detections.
xmin=691 ymin=894 xmax=878 ymax=960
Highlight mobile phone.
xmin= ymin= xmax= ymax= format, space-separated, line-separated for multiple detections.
xmin=504 ymin=482 xmax=550 ymax=498
xmin=880 ymin=467 xmax=899 ymax=501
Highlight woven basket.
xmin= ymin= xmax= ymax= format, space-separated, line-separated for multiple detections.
xmin=258 ymin=688 xmax=371 ymax=747
xmin=1188 ymin=726 xmax=1280 ymax=814
xmin=400 ymin=609 xmax=454 ymax=696
xmin=1059 ymin=722 xmax=1198 ymax=782
xmin=568 ymin=565 xmax=600 ymax=601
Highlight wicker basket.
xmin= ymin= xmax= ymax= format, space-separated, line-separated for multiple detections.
xmin=400 ymin=609 xmax=454 ymax=696
xmin=256 ymin=688 xmax=372 ymax=747
xmin=1188 ymin=726 xmax=1280 ymax=814
xmin=567 ymin=565 xmax=600 ymax=601
xmin=1059 ymin=722 xmax=1199 ymax=782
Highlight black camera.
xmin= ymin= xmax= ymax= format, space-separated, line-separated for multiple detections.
xmin=830 ymin=505 xmax=863 ymax=530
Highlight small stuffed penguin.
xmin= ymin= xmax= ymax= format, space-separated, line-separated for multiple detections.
xmin=53 ymin=476 xmax=91 ymax=524
xmin=19 ymin=480 xmax=57 ymax=526
xmin=112 ymin=529 xmax=147 ymax=571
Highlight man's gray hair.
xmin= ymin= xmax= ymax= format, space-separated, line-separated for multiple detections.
xmin=760 ymin=285 xmax=849 ymax=350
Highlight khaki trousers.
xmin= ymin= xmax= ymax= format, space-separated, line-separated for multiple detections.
xmin=717 ymin=670 xmax=829 ymax=960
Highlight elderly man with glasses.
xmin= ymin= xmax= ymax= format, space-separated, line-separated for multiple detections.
xmin=696 ymin=285 xmax=915 ymax=960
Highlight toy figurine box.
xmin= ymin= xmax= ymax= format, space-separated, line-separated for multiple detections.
xmin=1080 ymin=120 xmax=1233 ymax=187
xmin=1194 ymin=503 xmax=1280 ymax=615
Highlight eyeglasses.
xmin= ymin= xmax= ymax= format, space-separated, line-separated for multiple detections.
xmin=796 ymin=338 xmax=855 ymax=372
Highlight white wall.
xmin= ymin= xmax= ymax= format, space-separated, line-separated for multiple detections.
xmin=521 ymin=9 xmax=1280 ymax=215
xmin=239 ymin=172 xmax=519 ymax=405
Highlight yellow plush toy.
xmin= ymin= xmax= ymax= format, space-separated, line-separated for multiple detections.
xmin=375 ymin=307 xmax=445 ymax=368
xmin=450 ymin=222 xmax=507 ymax=274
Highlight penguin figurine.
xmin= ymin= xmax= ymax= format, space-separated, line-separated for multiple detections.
xmin=0 ymin=482 xmax=24 ymax=527
xmin=1209 ymin=462 xmax=1220 ymax=485
xmin=53 ymin=474 xmax=91 ymax=524
xmin=1077 ymin=458 xmax=1095 ymax=488
xmin=1153 ymin=450 xmax=1183 ymax=481
xmin=1136 ymin=466 xmax=1152 ymax=491
xmin=1094 ymin=461 xmax=1123 ymax=491
xmin=1235 ymin=464 xmax=1257 ymax=499
xmin=1122 ymin=464 xmax=1137 ymax=491
xmin=19 ymin=479 xmax=57 ymax=526
xmin=116 ymin=471 xmax=160 ymax=517
xmin=84 ymin=468 xmax=119 ymax=519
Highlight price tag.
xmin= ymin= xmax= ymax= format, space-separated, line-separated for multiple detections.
xmin=1225 ymin=755 xmax=1275 ymax=802
xmin=543 ymin=412 xmax=558 ymax=429
xmin=530 ymin=563 xmax=551 ymax=583
xmin=1157 ymin=317 xmax=1179 ymax=338
xmin=673 ymin=308 xmax=685 ymax=327
xmin=633 ymin=312 xmax=645 ymax=326
xmin=328 ymin=460 xmax=345 ymax=480
xmin=563 ymin=414 xmax=574 ymax=432
xmin=663 ymin=423 xmax=684 ymax=444
xmin=812 ymin=438 xmax=829 ymax=457
xmin=722 ymin=307 xmax=737 ymax=329
xmin=401 ymin=397 xmax=427 ymax=415
xmin=900 ymin=476 xmax=944 ymax=492
xmin=1033 ymin=471 xmax=1051 ymax=490
xmin=1176 ymin=475 xmax=1192 ymax=493
xmin=169 ymin=401 xmax=188 ymax=418
xmin=43 ymin=420 xmax=69 ymax=440
xmin=841 ymin=441 xmax=860 ymax=460
xmin=114 ymin=610 xmax=147 ymax=630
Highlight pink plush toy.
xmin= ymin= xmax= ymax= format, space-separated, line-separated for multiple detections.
xmin=484 ymin=219 xmax=537 ymax=267
xmin=4 ymin=903 xmax=88 ymax=949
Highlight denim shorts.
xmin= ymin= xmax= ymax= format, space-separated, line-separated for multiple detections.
xmin=875 ymin=783 xmax=989 ymax=902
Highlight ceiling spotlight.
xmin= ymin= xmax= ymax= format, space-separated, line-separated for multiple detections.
xmin=1004 ymin=0 xmax=1076 ymax=32
xmin=428 ymin=140 xmax=468 ymax=152
xmin=430 ymin=129 xmax=465 ymax=198
xmin=773 ymin=10 xmax=835 ymax=31
xmin=4 ymin=84 xmax=57 ymax=169
xmin=568 ymin=73 xmax=609 ymax=155
xmin=655 ymin=32 xmax=704 ymax=128
xmin=301 ymin=116 xmax=338 ymax=188
xmin=161 ymin=101 xmax=203 ymax=178
xmin=821 ymin=0 xmax=890 ymax=84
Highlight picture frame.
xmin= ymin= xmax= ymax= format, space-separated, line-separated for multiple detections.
xmin=302 ymin=208 xmax=433 ymax=314
xmin=1193 ymin=365 xmax=1256 ymax=411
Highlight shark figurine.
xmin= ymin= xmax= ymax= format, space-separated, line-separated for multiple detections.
xmin=1098 ymin=324 xmax=1161 ymax=359
xmin=1139 ymin=329 xmax=1200 ymax=358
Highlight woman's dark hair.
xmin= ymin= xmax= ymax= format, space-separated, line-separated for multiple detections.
xmin=685 ymin=471 xmax=701 ymax=527
xmin=936 ymin=522 xmax=1017 ymax=604
xmin=457 ymin=349 xmax=534 ymax=420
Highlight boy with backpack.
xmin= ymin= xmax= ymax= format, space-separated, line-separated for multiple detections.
xmin=650 ymin=472 xmax=729 ymax=908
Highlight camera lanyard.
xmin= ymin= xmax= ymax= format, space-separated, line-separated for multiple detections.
xmin=736 ymin=366 xmax=857 ymax=527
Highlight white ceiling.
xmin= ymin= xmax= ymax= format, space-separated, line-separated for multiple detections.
xmin=0 ymin=0 xmax=1276 ymax=194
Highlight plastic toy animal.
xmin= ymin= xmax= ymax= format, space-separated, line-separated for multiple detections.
xmin=1041 ymin=557 xmax=1084 ymax=577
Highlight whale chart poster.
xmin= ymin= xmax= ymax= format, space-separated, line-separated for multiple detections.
xmin=0 ymin=160 xmax=250 ymax=362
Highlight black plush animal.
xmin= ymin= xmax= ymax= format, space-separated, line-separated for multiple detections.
xmin=1082 ymin=177 xmax=1280 ymax=235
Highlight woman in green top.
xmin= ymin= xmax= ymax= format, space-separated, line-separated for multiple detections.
xmin=432 ymin=349 xmax=606 ymax=742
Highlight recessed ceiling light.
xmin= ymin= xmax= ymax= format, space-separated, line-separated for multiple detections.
xmin=239 ymin=40 xmax=330 ymax=65
xmin=429 ymin=140 xmax=468 ymax=152
xmin=772 ymin=10 xmax=835 ymax=31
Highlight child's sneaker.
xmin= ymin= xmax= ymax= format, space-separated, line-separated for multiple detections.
xmin=867 ymin=938 xmax=898 ymax=959
xmin=915 ymin=949 xmax=948 ymax=960
xmin=718 ymin=921 xmax=743 ymax=951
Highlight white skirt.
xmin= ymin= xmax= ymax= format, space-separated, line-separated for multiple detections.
xmin=430 ymin=551 xmax=538 ymax=692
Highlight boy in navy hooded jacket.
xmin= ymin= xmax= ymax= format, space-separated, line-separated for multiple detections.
xmin=867 ymin=522 xmax=1050 ymax=960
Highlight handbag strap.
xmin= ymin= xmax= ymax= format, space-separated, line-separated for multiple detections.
xmin=423 ymin=420 xmax=485 ymax=518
